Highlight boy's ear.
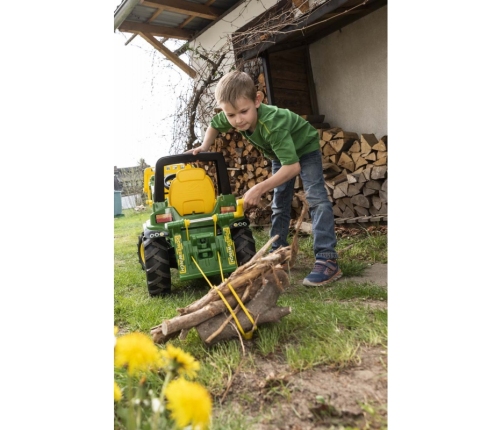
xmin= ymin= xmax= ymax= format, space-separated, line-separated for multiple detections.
xmin=255 ymin=91 xmax=264 ymax=107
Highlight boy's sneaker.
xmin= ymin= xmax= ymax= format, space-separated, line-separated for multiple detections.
xmin=302 ymin=259 xmax=342 ymax=286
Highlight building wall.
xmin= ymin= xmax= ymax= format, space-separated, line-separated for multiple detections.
xmin=191 ymin=1 xmax=387 ymax=139
xmin=309 ymin=5 xmax=387 ymax=138
xmin=190 ymin=0 xmax=277 ymax=66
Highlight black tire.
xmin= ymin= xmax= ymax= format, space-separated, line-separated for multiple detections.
xmin=232 ymin=227 xmax=256 ymax=266
xmin=142 ymin=235 xmax=172 ymax=296
xmin=137 ymin=233 xmax=146 ymax=271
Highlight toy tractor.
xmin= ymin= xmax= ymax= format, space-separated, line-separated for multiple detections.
xmin=137 ymin=152 xmax=256 ymax=297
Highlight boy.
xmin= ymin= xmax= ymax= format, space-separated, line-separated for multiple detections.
xmin=190 ymin=71 xmax=342 ymax=286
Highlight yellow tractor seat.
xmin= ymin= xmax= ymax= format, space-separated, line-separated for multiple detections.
xmin=169 ymin=168 xmax=216 ymax=215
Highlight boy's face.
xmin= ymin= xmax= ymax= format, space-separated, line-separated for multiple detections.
xmin=219 ymin=93 xmax=261 ymax=133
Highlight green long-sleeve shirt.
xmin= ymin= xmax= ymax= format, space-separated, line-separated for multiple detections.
xmin=210 ymin=103 xmax=320 ymax=165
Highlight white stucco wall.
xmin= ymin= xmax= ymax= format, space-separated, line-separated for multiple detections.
xmin=190 ymin=0 xmax=278 ymax=66
xmin=309 ymin=6 xmax=387 ymax=138
xmin=190 ymin=2 xmax=387 ymax=139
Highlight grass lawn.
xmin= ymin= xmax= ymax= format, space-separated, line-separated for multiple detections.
xmin=114 ymin=208 xmax=388 ymax=429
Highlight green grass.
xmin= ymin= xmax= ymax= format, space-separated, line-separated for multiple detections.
xmin=114 ymin=208 xmax=387 ymax=428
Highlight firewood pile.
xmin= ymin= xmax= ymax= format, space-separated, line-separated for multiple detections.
xmin=320 ymin=128 xmax=388 ymax=219
xmin=203 ymin=125 xmax=387 ymax=225
xmin=150 ymin=235 xmax=292 ymax=347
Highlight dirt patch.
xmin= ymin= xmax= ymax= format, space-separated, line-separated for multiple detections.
xmin=215 ymin=346 xmax=387 ymax=429
xmin=213 ymin=264 xmax=388 ymax=429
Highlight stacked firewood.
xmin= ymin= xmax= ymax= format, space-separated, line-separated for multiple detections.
xmin=319 ymin=128 xmax=388 ymax=219
xmin=205 ymin=126 xmax=388 ymax=224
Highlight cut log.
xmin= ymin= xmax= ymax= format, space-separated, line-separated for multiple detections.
xmin=364 ymin=152 xmax=376 ymax=162
xmin=373 ymin=139 xmax=387 ymax=152
xmin=373 ymin=156 xmax=387 ymax=166
xmin=338 ymin=152 xmax=355 ymax=172
xmin=372 ymin=195 xmax=382 ymax=210
xmin=350 ymin=194 xmax=370 ymax=209
xmin=365 ymin=180 xmax=382 ymax=191
xmin=354 ymin=205 xmax=369 ymax=216
xmin=377 ymin=151 xmax=387 ymax=160
xmin=333 ymin=205 xmax=344 ymax=217
xmin=363 ymin=187 xmax=378 ymax=196
xmin=354 ymin=157 xmax=369 ymax=170
xmin=360 ymin=133 xmax=378 ymax=147
xmin=321 ymin=127 xmax=343 ymax=141
xmin=347 ymin=183 xmax=364 ymax=196
xmin=342 ymin=206 xmax=355 ymax=218
xmin=333 ymin=182 xmax=348 ymax=199
xmin=371 ymin=165 xmax=387 ymax=180
xmin=342 ymin=196 xmax=354 ymax=211
xmin=330 ymin=138 xmax=355 ymax=154
xmin=348 ymin=140 xmax=361 ymax=153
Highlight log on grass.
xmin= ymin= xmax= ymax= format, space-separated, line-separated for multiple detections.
xmin=196 ymin=270 xmax=291 ymax=346
xmin=150 ymin=235 xmax=293 ymax=345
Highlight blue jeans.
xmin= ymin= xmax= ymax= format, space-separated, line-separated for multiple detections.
xmin=270 ymin=149 xmax=339 ymax=260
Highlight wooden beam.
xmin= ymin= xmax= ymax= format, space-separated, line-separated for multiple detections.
xmin=178 ymin=0 xmax=217 ymax=28
xmin=140 ymin=0 xmax=223 ymax=20
xmin=125 ymin=8 xmax=163 ymax=46
xmin=138 ymin=32 xmax=197 ymax=78
xmin=119 ymin=21 xmax=193 ymax=39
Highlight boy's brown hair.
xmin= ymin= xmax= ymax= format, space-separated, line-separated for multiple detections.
xmin=215 ymin=71 xmax=256 ymax=107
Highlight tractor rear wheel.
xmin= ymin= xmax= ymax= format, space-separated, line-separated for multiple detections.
xmin=142 ymin=235 xmax=172 ymax=296
xmin=232 ymin=227 xmax=256 ymax=266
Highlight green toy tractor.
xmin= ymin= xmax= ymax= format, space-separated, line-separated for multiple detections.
xmin=137 ymin=152 xmax=256 ymax=297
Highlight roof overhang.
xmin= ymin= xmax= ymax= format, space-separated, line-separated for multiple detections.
xmin=114 ymin=0 xmax=386 ymax=77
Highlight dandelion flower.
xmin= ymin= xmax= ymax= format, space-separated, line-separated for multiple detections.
xmin=159 ymin=344 xmax=200 ymax=378
xmin=114 ymin=332 xmax=160 ymax=376
xmin=164 ymin=378 xmax=212 ymax=430
xmin=114 ymin=381 xmax=122 ymax=402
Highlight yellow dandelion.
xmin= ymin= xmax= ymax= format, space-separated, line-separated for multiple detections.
xmin=164 ymin=378 xmax=212 ymax=430
xmin=114 ymin=381 xmax=122 ymax=402
xmin=114 ymin=332 xmax=160 ymax=376
xmin=159 ymin=344 xmax=200 ymax=379
xmin=114 ymin=326 xmax=119 ymax=336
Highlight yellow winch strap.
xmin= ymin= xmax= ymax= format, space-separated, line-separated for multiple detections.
xmin=190 ymin=255 xmax=255 ymax=340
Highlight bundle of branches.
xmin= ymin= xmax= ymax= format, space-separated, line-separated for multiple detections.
xmin=150 ymin=236 xmax=292 ymax=347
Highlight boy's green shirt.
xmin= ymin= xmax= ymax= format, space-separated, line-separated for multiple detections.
xmin=210 ymin=103 xmax=320 ymax=165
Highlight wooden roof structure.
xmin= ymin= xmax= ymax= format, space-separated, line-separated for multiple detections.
xmin=114 ymin=0 xmax=387 ymax=77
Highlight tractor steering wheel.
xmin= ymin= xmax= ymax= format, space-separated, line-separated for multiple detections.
xmin=164 ymin=174 xmax=177 ymax=190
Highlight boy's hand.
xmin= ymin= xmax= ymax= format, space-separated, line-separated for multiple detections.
xmin=242 ymin=186 xmax=263 ymax=210
xmin=183 ymin=145 xmax=204 ymax=155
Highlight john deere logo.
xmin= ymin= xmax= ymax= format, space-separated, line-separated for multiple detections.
xmin=224 ymin=227 xmax=236 ymax=266
xmin=174 ymin=234 xmax=186 ymax=274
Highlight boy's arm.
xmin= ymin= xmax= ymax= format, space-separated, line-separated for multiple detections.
xmin=243 ymin=162 xmax=301 ymax=210
xmin=185 ymin=126 xmax=219 ymax=154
